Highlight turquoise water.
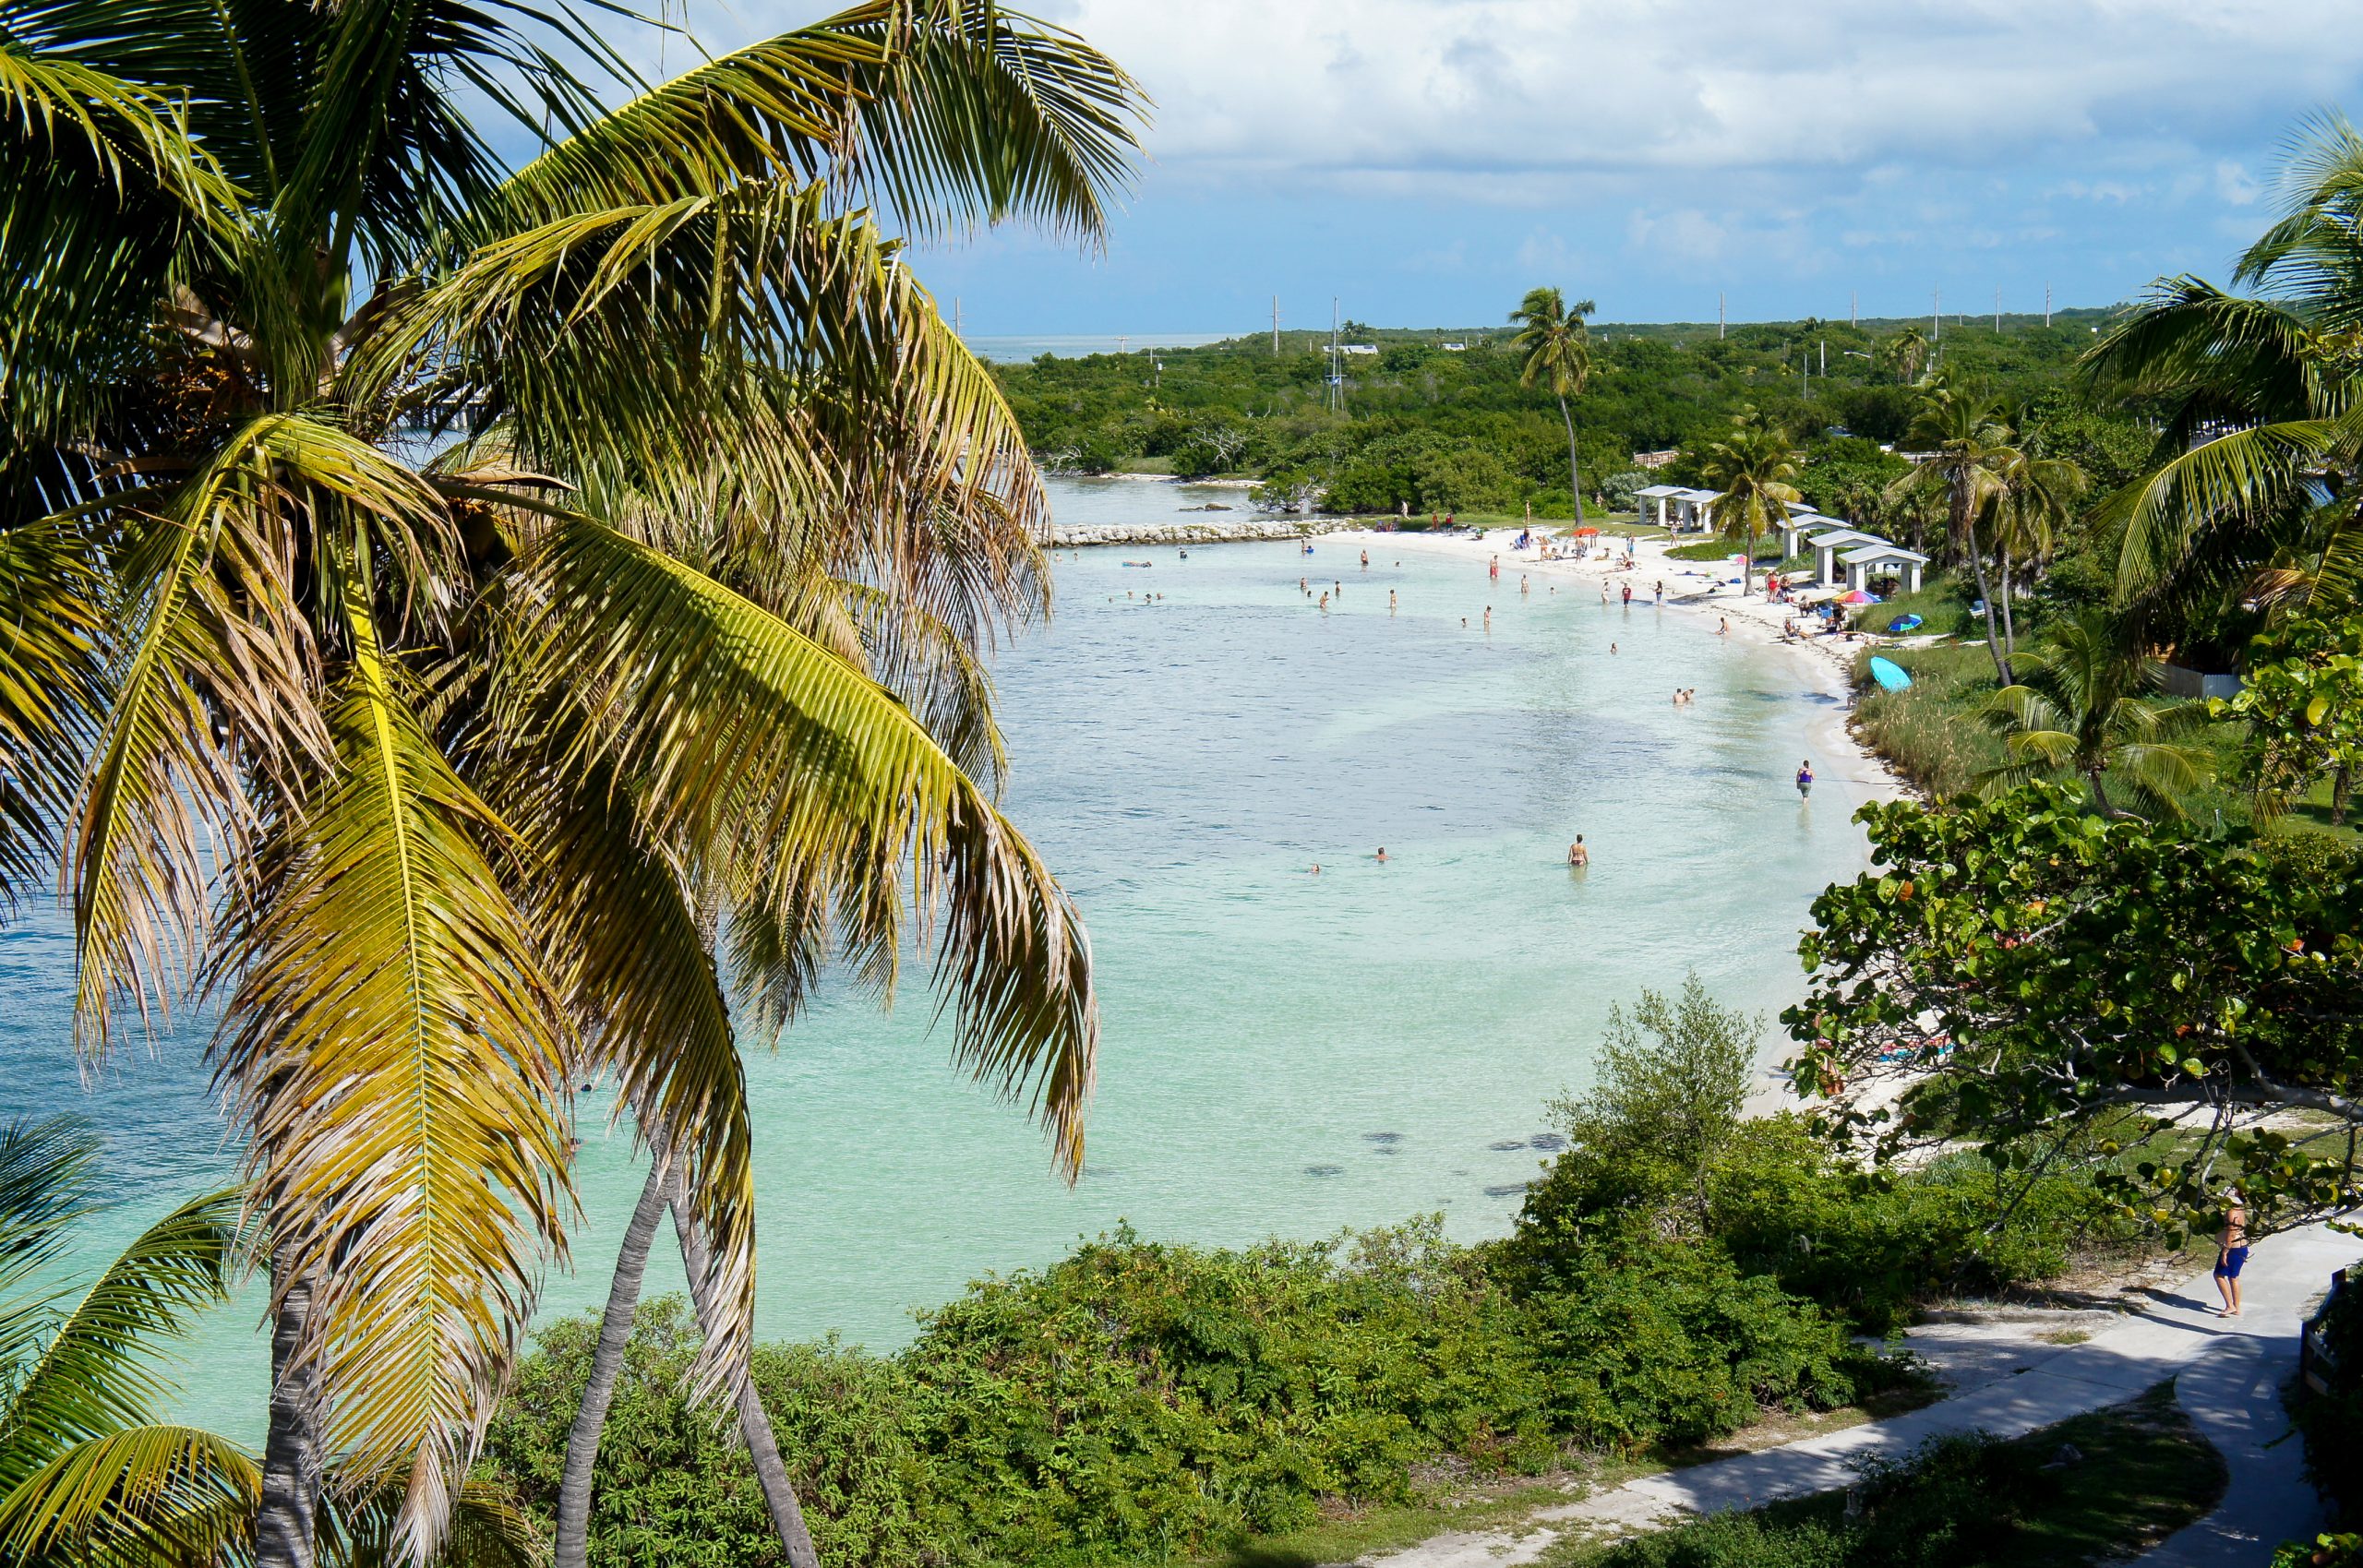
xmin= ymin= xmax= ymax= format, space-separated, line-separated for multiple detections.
xmin=2 ymin=480 xmax=1879 ymax=1436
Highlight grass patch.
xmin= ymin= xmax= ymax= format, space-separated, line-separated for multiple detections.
xmin=1850 ymin=573 xmax=1979 ymax=638
xmin=1555 ymin=1382 xmax=2223 ymax=1568
xmin=1667 ymin=537 xmax=1781 ymax=563
xmin=1851 ymin=642 xmax=2009 ymax=800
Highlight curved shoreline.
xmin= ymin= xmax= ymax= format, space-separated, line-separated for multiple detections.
xmin=1314 ymin=524 xmax=1910 ymax=818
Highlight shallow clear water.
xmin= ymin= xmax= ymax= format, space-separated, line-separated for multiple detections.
xmin=1 ymin=479 xmax=1877 ymax=1437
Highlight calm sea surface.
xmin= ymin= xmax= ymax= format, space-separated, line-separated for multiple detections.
xmin=3 ymin=478 xmax=1877 ymax=1436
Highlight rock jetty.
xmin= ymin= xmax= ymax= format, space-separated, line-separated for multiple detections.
xmin=1046 ymin=517 xmax=1352 ymax=547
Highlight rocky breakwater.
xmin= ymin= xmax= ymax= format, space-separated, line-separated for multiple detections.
xmin=1046 ymin=516 xmax=1351 ymax=547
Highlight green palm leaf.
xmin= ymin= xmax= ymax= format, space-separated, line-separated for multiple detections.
xmin=212 ymin=595 xmax=570 ymax=1559
xmin=0 ymin=1189 xmax=241 ymax=1502
xmin=0 ymin=1424 xmax=257 ymax=1568
xmin=517 ymin=513 xmax=1098 ymax=1173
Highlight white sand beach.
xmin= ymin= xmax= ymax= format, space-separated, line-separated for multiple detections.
xmin=1325 ymin=523 xmax=1912 ymax=814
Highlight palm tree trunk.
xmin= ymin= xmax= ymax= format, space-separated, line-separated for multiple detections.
xmin=669 ymin=1174 xmax=820 ymax=1568
xmin=1956 ymin=470 xmax=2011 ymax=685
xmin=2087 ymin=770 xmax=2119 ymax=819
xmin=554 ymin=1164 xmax=672 ymax=1568
xmin=256 ymin=1247 xmax=322 ymax=1568
xmin=1558 ymin=394 xmax=1585 ymax=526
xmin=1999 ymin=547 xmax=2018 ymax=657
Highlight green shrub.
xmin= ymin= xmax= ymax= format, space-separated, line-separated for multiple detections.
xmin=1667 ymin=538 xmax=1779 ymax=563
xmin=486 ymin=1213 xmax=1890 ymax=1567
xmin=1527 ymin=1242 xmax=1870 ymax=1450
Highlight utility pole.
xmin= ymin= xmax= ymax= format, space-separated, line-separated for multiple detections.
xmin=1820 ymin=340 xmax=1826 ymax=377
xmin=953 ymin=296 xmax=962 ymax=338
xmin=2045 ymin=282 xmax=2052 ymax=329
xmin=1329 ymin=296 xmax=1342 ymax=413
xmin=1932 ymin=289 xmax=1940 ymax=341
xmin=1994 ymin=287 xmax=2001 ymax=333
xmin=1850 ymin=290 xmax=1857 ymax=329
xmin=1719 ymin=293 xmax=1726 ymax=339
xmin=1272 ymin=295 xmax=1279 ymax=354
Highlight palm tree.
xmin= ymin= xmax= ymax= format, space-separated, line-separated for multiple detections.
xmin=0 ymin=4 xmax=1142 ymax=1562
xmin=1978 ymin=613 xmax=2214 ymax=820
xmin=1985 ymin=445 xmax=2089 ymax=659
xmin=1886 ymin=381 xmax=2016 ymax=682
xmin=0 ymin=1118 xmax=532 ymax=1567
xmin=2078 ymin=112 xmax=2363 ymax=631
xmin=1510 ymin=287 xmax=1597 ymax=524
xmin=1879 ymin=326 xmax=1931 ymax=385
xmin=1698 ymin=415 xmax=1802 ymax=595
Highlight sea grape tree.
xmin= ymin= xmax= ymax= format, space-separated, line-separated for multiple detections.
xmin=1786 ymin=785 xmax=2362 ymax=1242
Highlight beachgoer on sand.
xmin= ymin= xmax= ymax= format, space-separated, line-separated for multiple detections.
xmin=1718 ymin=617 xmax=1730 ymax=636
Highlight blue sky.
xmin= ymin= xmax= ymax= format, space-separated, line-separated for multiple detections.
xmin=704 ymin=1 xmax=2363 ymax=332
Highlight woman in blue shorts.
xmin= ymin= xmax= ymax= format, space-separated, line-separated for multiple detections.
xmin=2213 ymin=1194 xmax=2249 ymax=1317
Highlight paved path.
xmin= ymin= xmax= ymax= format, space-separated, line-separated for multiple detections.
xmin=1365 ymin=1224 xmax=2359 ymax=1567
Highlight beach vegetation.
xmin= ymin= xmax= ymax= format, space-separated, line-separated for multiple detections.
xmin=1790 ymin=784 xmax=2363 ymax=1242
xmin=1976 ymin=612 xmax=2215 ymax=819
xmin=1699 ymin=414 xmax=1805 ymax=595
xmin=485 ymin=1218 xmax=1882 ymax=1568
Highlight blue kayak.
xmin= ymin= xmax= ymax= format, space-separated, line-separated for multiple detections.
xmin=1868 ymin=656 xmax=1913 ymax=692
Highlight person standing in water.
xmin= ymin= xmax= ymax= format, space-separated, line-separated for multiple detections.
xmin=1567 ymin=836 xmax=1589 ymax=867
xmin=1795 ymin=759 xmax=1815 ymax=792
xmin=1483 ymin=605 xmax=1493 ymax=630
xmin=1621 ymin=582 xmax=1633 ymax=606
xmin=1489 ymin=555 xmax=1500 ymax=581
xmin=1521 ymin=574 xmax=1530 ymax=594
xmin=1389 ymin=589 xmax=1398 ymax=613
xmin=1654 ymin=579 xmax=1664 ymax=604
xmin=1361 ymin=549 xmax=1371 ymax=569
xmin=1375 ymin=846 xmax=1389 ymax=863
xmin=1318 ymin=592 xmax=1329 ymax=611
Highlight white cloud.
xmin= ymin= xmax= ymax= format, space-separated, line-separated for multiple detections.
xmin=2215 ymin=160 xmax=2261 ymax=206
xmin=1009 ymin=0 xmax=2360 ymax=200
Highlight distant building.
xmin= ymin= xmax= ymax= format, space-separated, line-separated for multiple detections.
xmin=1631 ymin=449 xmax=1679 ymax=469
xmin=1440 ymin=341 xmax=1469 ymax=351
xmin=1338 ymin=343 xmax=1379 ymax=355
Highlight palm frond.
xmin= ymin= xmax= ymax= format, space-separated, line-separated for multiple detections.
xmin=2088 ymin=413 xmax=2352 ymax=603
xmin=0 ymin=1424 xmax=258 ymax=1568
xmin=0 ymin=518 xmax=105 ymax=917
xmin=211 ymin=593 xmax=570 ymax=1561
xmin=0 ymin=1189 xmax=241 ymax=1502
xmin=515 ymin=512 xmax=1097 ymax=1175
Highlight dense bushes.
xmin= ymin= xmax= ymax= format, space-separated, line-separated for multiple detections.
xmin=486 ymin=1220 xmax=1874 ymax=1567
xmin=2297 ymin=1275 xmax=2363 ymax=1530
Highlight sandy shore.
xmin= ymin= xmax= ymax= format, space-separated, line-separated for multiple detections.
xmin=1324 ymin=525 xmax=1910 ymax=816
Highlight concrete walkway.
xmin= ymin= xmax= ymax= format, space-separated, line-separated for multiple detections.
xmin=1366 ymin=1223 xmax=2359 ymax=1566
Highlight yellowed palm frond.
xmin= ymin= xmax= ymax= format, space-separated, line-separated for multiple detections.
xmin=516 ymin=513 xmax=1097 ymax=1175
xmin=212 ymin=593 xmax=570 ymax=1562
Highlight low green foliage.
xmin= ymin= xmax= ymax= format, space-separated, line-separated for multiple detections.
xmin=1666 ymin=539 xmax=1777 ymax=563
xmin=486 ymin=1216 xmax=1879 ymax=1568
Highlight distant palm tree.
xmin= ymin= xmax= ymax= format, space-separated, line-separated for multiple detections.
xmin=1699 ymin=416 xmax=1803 ymax=594
xmin=1511 ymin=287 xmax=1597 ymax=524
xmin=1985 ymin=445 xmax=2089 ymax=659
xmin=0 ymin=2 xmax=1140 ymax=1561
xmin=1880 ymin=326 xmax=1932 ymax=384
xmin=1886 ymin=382 xmax=2017 ymax=682
xmin=1978 ymin=613 xmax=2213 ymax=820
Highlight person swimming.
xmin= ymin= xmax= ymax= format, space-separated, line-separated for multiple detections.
xmin=1375 ymin=846 xmax=1389 ymax=862
xmin=1568 ymin=835 xmax=1589 ymax=867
